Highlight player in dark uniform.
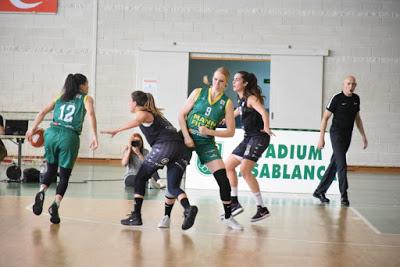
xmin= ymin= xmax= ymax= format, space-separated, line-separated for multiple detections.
xmin=26 ymin=73 xmax=98 ymax=224
xmin=225 ymin=71 xmax=274 ymax=222
xmin=102 ymin=91 xmax=198 ymax=230
xmin=313 ymin=75 xmax=368 ymax=206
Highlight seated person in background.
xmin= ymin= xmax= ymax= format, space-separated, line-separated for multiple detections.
xmin=0 ymin=115 xmax=7 ymax=162
xmin=122 ymin=133 xmax=166 ymax=189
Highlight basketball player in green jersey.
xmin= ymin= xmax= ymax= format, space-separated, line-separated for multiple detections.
xmin=179 ymin=67 xmax=243 ymax=230
xmin=26 ymin=73 xmax=98 ymax=224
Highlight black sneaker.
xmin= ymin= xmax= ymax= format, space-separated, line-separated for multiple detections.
xmin=251 ymin=206 xmax=270 ymax=222
xmin=341 ymin=198 xmax=350 ymax=207
xmin=219 ymin=201 xmax=245 ymax=220
xmin=33 ymin=191 xmax=45 ymax=215
xmin=121 ymin=212 xmax=143 ymax=226
xmin=48 ymin=202 xmax=60 ymax=224
xmin=231 ymin=202 xmax=244 ymax=216
xmin=313 ymin=192 xmax=330 ymax=203
xmin=182 ymin=205 xmax=198 ymax=230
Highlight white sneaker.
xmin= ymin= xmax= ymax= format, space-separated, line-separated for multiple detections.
xmin=156 ymin=179 xmax=166 ymax=189
xmin=148 ymin=178 xmax=160 ymax=189
xmin=157 ymin=215 xmax=171 ymax=228
xmin=222 ymin=216 xmax=243 ymax=230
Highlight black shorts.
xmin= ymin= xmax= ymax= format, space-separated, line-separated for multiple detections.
xmin=232 ymin=135 xmax=270 ymax=162
xmin=142 ymin=141 xmax=192 ymax=172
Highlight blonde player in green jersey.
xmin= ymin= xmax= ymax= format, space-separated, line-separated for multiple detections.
xmin=26 ymin=73 xmax=98 ymax=224
xmin=179 ymin=67 xmax=243 ymax=230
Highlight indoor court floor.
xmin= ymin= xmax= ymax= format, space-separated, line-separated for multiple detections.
xmin=0 ymin=163 xmax=399 ymax=267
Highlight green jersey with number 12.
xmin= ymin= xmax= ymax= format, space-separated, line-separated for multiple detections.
xmin=52 ymin=93 xmax=87 ymax=135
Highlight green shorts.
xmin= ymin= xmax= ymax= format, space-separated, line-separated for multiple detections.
xmin=194 ymin=142 xmax=221 ymax=165
xmin=44 ymin=126 xmax=80 ymax=169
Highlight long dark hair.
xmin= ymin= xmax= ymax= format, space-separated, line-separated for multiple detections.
xmin=131 ymin=91 xmax=163 ymax=117
xmin=237 ymin=71 xmax=264 ymax=105
xmin=61 ymin=73 xmax=88 ymax=101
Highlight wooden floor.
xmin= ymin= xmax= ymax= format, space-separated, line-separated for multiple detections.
xmin=1 ymin=162 xmax=400 ymax=267
xmin=1 ymin=195 xmax=400 ymax=267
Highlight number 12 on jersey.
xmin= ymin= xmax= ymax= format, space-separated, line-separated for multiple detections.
xmin=58 ymin=104 xmax=76 ymax=122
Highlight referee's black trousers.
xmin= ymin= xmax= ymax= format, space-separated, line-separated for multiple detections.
xmin=315 ymin=131 xmax=352 ymax=198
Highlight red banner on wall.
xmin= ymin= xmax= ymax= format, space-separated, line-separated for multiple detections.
xmin=0 ymin=0 xmax=58 ymax=13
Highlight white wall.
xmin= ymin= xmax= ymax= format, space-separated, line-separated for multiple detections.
xmin=1 ymin=0 xmax=399 ymax=166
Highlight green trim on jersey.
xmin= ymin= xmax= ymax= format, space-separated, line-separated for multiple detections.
xmin=187 ymin=87 xmax=230 ymax=144
xmin=52 ymin=93 xmax=87 ymax=135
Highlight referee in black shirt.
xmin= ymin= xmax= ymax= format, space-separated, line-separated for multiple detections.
xmin=313 ymin=76 xmax=368 ymax=206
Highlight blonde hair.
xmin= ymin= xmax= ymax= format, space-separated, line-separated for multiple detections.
xmin=215 ymin=67 xmax=230 ymax=81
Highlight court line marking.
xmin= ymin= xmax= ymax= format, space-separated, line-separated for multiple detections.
xmin=350 ymin=207 xmax=400 ymax=236
xmin=350 ymin=207 xmax=381 ymax=234
xmin=24 ymin=203 xmax=400 ymax=248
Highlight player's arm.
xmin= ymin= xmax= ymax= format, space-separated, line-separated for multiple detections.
xmin=26 ymin=99 xmax=56 ymax=141
xmin=248 ymin=95 xmax=274 ymax=136
xmin=233 ymin=108 xmax=240 ymax=118
xmin=84 ymin=96 xmax=98 ymax=150
xmin=179 ymin=88 xmax=200 ymax=148
xmin=101 ymin=111 xmax=149 ymax=137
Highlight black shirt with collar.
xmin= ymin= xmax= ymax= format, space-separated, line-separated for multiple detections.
xmin=326 ymin=92 xmax=360 ymax=133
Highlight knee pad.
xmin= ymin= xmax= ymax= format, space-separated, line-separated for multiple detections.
xmin=166 ymin=165 xmax=185 ymax=198
xmin=56 ymin=167 xmax=72 ymax=197
xmin=41 ymin=163 xmax=58 ymax=187
xmin=213 ymin=169 xmax=231 ymax=202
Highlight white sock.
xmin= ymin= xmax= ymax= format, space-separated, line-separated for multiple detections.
xmin=253 ymin=192 xmax=263 ymax=207
xmin=231 ymin=187 xmax=238 ymax=197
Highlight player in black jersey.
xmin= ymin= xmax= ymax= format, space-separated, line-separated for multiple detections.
xmin=225 ymin=71 xmax=274 ymax=222
xmin=313 ymin=76 xmax=368 ymax=206
xmin=101 ymin=91 xmax=198 ymax=230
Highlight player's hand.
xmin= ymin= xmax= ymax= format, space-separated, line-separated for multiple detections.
xmin=100 ymin=129 xmax=118 ymax=137
xmin=25 ymin=129 xmax=34 ymax=142
xmin=317 ymin=138 xmax=325 ymax=150
xmin=198 ymin=126 xmax=209 ymax=136
xmin=184 ymin=136 xmax=195 ymax=148
xmin=362 ymin=136 xmax=368 ymax=149
xmin=262 ymin=128 xmax=275 ymax=136
xmin=90 ymin=137 xmax=98 ymax=150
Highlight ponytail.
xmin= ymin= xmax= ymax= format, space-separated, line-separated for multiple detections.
xmin=131 ymin=91 xmax=164 ymax=117
xmin=61 ymin=73 xmax=88 ymax=101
